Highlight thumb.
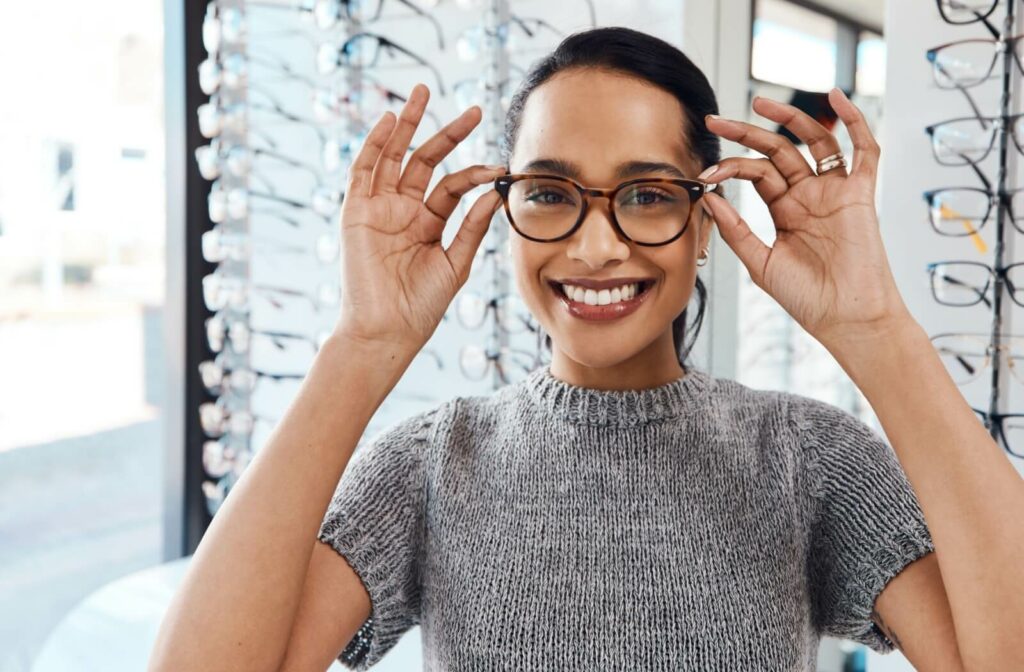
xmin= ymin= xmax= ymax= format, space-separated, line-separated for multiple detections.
xmin=702 ymin=192 xmax=770 ymax=287
xmin=446 ymin=188 xmax=503 ymax=286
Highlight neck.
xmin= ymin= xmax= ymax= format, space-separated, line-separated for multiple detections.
xmin=548 ymin=330 xmax=686 ymax=391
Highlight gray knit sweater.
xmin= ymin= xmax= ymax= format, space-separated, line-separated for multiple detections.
xmin=317 ymin=364 xmax=935 ymax=670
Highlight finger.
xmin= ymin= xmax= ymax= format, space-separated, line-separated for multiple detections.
xmin=749 ymin=96 xmax=845 ymax=176
xmin=398 ymin=106 xmax=485 ymax=200
xmin=702 ymin=157 xmax=789 ymax=209
xmin=347 ymin=111 xmax=398 ymax=197
xmin=701 ymin=191 xmax=771 ymax=288
xmin=828 ymin=87 xmax=880 ymax=183
xmin=423 ymin=164 xmax=507 ymax=225
xmin=446 ymin=189 xmax=504 ymax=285
xmin=705 ymin=113 xmax=815 ymax=186
xmin=370 ymin=83 xmax=430 ymax=195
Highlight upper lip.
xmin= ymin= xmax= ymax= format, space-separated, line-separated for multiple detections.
xmin=550 ymin=277 xmax=654 ymax=290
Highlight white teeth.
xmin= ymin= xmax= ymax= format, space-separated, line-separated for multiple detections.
xmin=560 ymin=282 xmax=643 ymax=306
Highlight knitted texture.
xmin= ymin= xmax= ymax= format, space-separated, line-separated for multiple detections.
xmin=317 ymin=364 xmax=935 ymax=670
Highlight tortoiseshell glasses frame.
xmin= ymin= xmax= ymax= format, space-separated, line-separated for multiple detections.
xmin=492 ymin=172 xmax=716 ymax=247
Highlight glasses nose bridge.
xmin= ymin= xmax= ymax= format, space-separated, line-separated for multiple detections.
xmin=581 ymin=186 xmax=619 ymax=200
xmin=578 ymin=186 xmax=621 ymax=220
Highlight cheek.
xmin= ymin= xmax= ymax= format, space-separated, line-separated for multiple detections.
xmin=649 ymin=248 xmax=697 ymax=309
xmin=509 ymin=242 xmax=546 ymax=304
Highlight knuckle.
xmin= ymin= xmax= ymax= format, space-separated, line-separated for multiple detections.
xmin=416 ymin=152 xmax=441 ymax=170
xmin=380 ymin=149 xmax=401 ymax=163
xmin=440 ymin=180 xmax=460 ymax=201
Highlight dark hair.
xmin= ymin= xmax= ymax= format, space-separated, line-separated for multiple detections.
xmin=499 ymin=26 xmax=722 ymax=369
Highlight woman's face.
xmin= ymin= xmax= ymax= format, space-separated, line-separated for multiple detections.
xmin=507 ymin=68 xmax=713 ymax=386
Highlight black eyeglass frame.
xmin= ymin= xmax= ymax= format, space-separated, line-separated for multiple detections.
xmin=492 ymin=172 xmax=715 ymax=247
xmin=333 ymin=31 xmax=446 ymax=95
xmin=935 ymin=0 xmax=1002 ymax=27
xmin=926 ymin=259 xmax=1024 ymax=308
xmin=925 ymin=112 xmax=1024 ymax=166
xmin=926 ymin=34 xmax=1024 ymax=90
xmin=922 ymin=186 xmax=1024 ymax=236
xmin=971 ymin=407 xmax=1024 ymax=458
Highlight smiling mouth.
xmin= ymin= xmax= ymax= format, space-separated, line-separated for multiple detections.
xmin=547 ymin=279 xmax=656 ymax=302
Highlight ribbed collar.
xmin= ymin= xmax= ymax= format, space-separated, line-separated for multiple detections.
xmin=520 ymin=364 xmax=713 ymax=427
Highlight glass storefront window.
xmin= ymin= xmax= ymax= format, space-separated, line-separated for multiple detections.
xmin=0 ymin=3 xmax=166 ymax=670
xmin=752 ymin=0 xmax=839 ymax=91
xmin=857 ymin=29 xmax=886 ymax=96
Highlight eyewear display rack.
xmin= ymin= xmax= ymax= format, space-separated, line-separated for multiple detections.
xmin=179 ymin=0 xmax=580 ymax=551
xmin=928 ymin=0 xmax=1020 ymax=454
xmin=983 ymin=2 xmax=1015 ymax=444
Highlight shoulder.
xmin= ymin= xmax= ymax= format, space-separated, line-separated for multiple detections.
xmin=708 ymin=373 xmax=872 ymax=438
xmin=442 ymin=383 xmax=524 ymax=443
xmin=701 ymin=371 xmax=801 ymax=439
xmin=347 ymin=399 xmax=458 ymax=474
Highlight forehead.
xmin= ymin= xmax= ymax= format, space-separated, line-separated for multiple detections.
xmin=511 ymin=68 xmax=698 ymax=180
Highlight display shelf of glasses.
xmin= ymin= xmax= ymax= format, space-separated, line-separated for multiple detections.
xmin=925 ymin=0 xmax=1024 ymax=461
xmin=188 ymin=0 xmax=600 ymax=518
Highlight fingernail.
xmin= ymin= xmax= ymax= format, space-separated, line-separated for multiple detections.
xmin=697 ymin=164 xmax=719 ymax=180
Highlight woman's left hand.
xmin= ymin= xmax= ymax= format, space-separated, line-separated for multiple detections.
xmin=700 ymin=88 xmax=913 ymax=352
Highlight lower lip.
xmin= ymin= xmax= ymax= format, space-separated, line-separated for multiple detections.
xmin=550 ymin=282 xmax=654 ymax=321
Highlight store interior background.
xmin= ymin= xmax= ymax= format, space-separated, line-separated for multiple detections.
xmin=0 ymin=0 xmax=1019 ymax=670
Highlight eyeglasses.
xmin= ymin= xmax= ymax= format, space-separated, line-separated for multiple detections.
xmin=245 ymin=0 xmax=445 ymax=47
xmin=202 ymin=4 xmax=319 ymax=55
xmin=198 ymin=94 xmax=328 ymax=148
xmin=199 ymin=52 xmax=316 ymax=97
xmin=469 ymin=243 xmax=511 ymax=279
xmin=493 ymin=173 xmax=714 ymax=246
xmin=459 ymin=342 xmax=537 ymax=384
xmin=925 ymin=113 xmax=1024 ymax=166
xmin=926 ymin=260 xmax=1024 ymax=308
xmin=453 ymin=76 xmax=518 ymax=114
xmin=924 ymin=186 xmax=1024 ymax=238
xmin=203 ymin=269 xmax=340 ymax=313
xmin=316 ymin=32 xmax=446 ymax=94
xmin=196 ymin=141 xmax=322 ymax=183
xmin=455 ymin=290 xmax=533 ymax=334
xmin=926 ymin=34 xmax=1024 ymax=89
xmin=456 ymin=16 xmax=564 ymax=62
xmin=971 ymin=407 xmax=1024 ymax=459
xmin=312 ymin=79 xmax=443 ymax=130
xmin=935 ymin=0 xmax=1005 ymax=26
xmin=208 ymin=180 xmax=343 ymax=223
xmin=930 ymin=332 xmax=1024 ymax=384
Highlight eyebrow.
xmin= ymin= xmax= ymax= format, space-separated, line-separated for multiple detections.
xmin=517 ymin=158 xmax=690 ymax=181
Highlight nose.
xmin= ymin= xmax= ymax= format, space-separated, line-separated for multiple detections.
xmin=565 ymin=196 xmax=630 ymax=270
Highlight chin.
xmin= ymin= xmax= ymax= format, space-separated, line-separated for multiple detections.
xmin=553 ymin=340 xmax=644 ymax=370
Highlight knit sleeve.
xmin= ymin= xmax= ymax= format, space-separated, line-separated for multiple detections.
xmin=791 ymin=394 xmax=935 ymax=654
xmin=316 ymin=403 xmax=443 ymax=670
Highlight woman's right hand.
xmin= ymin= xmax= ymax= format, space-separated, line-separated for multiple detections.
xmin=333 ymin=83 xmax=507 ymax=352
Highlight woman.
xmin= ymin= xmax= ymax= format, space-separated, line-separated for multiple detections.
xmin=150 ymin=27 xmax=1024 ymax=671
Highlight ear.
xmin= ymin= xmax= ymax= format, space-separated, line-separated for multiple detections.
xmin=698 ymin=204 xmax=715 ymax=252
